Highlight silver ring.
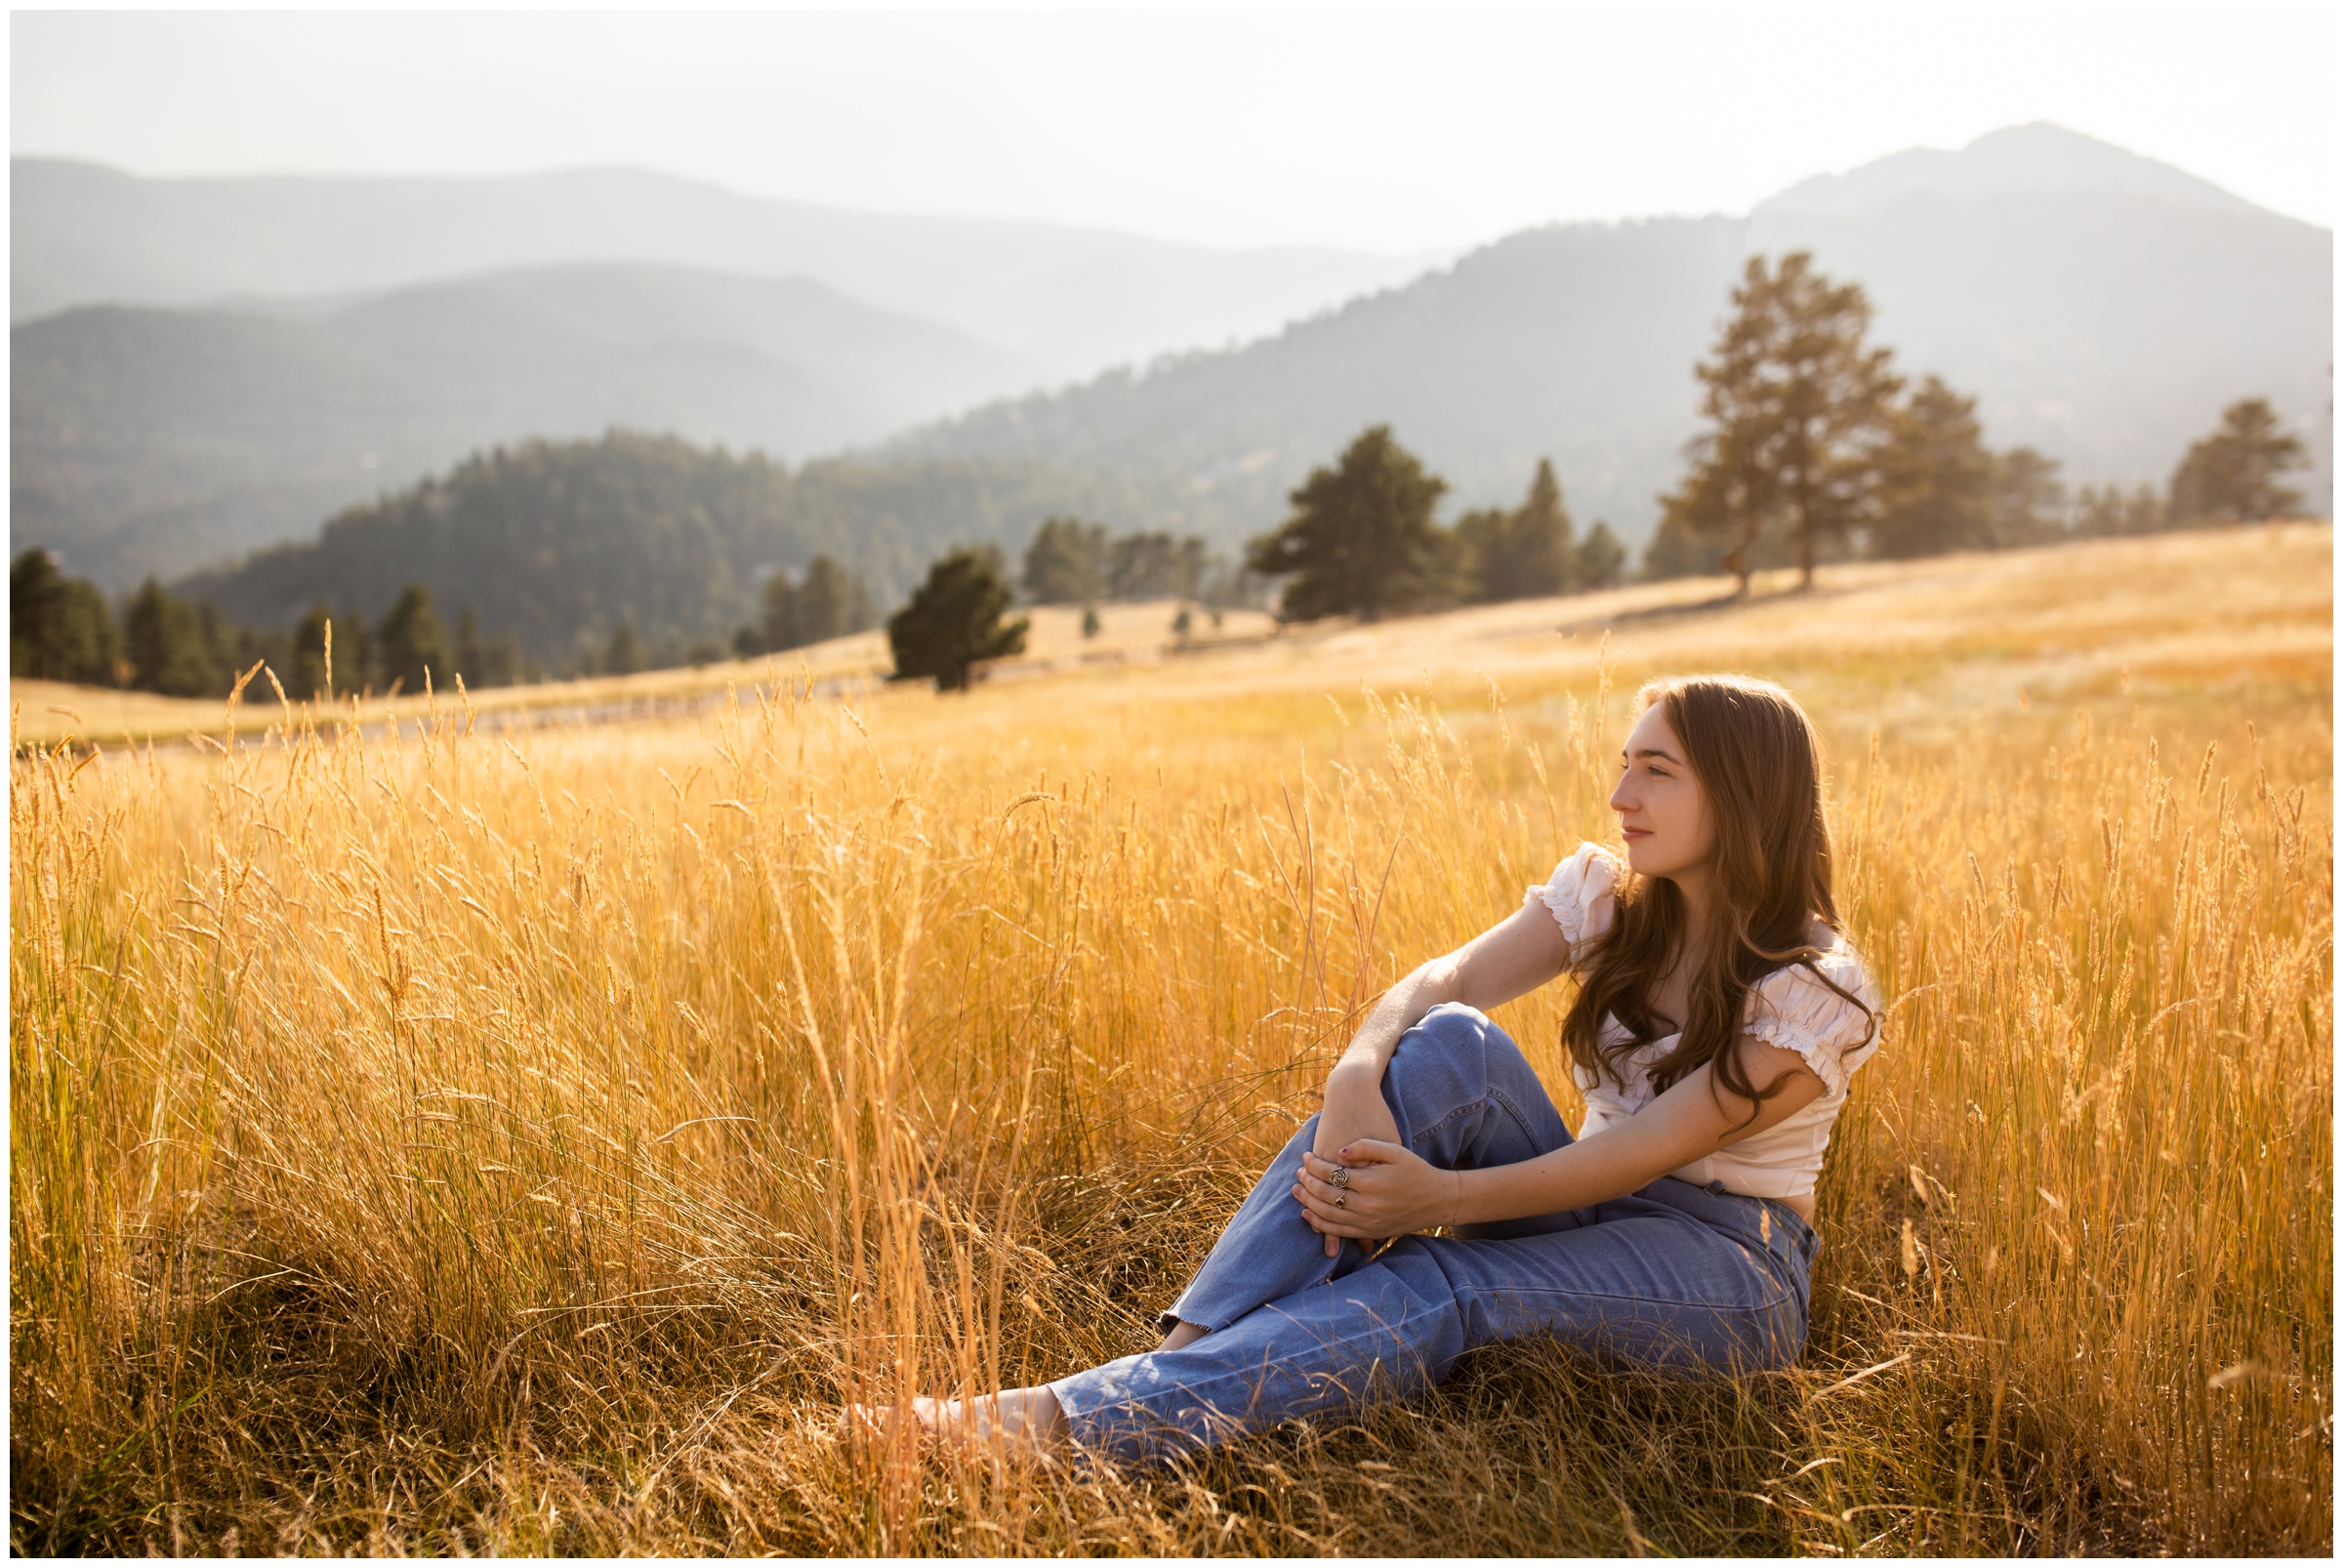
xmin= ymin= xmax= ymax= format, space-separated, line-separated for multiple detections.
xmin=1331 ymin=1166 xmax=1351 ymax=1190
xmin=1335 ymin=1193 xmax=1347 ymax=1208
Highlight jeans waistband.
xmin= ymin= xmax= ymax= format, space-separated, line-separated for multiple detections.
xmin=1650 ymin=1174 xmax=1818 ymax=1263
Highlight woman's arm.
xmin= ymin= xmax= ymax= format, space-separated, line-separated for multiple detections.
xmin=1315 ymin=901 xmax=1575 ymax=1145
xmin=1295 ymin=1034 xmax=1829 ymax=1239
xmin=1308 ymin=902 xmax=1576 ymax=1253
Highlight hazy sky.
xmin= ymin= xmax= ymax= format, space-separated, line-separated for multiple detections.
xmin=13 ymin=7 xmax=2335 ymax=253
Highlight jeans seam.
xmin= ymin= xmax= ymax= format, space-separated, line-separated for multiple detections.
xmin=1452 ymin=1281 xmax=1799 ymax=1315
xmin=1409 ymin=1085 xmax=1543 ymax=1157
xmin=1060 ymin=1299 xmax=1461 ymax=1424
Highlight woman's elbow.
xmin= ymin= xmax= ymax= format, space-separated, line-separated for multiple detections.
xmin=1403 ymin=957 xmax=1466 ymax=1011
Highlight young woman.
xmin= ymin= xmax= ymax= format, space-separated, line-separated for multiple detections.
xmin=893 ymin=673 xmax=1882 ymax=1459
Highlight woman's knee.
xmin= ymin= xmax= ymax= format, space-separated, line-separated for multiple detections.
xmin=1387 ymin=1003 xmax=1525 ymax=1105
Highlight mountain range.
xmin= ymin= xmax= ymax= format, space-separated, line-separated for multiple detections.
xmin=886 ymin=125 xmax=2332 ymax=546
xmin=10 ymin=123 xmax=2332 ymax=600
xmin=13 ymin=263 xmax=1051 ymax=585
xmin=11 ymin=158 xmax=1432 ymax=379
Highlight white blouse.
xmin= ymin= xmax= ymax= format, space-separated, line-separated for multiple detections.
xmin=1525 ymin=842 xmax=1883 ymax=1200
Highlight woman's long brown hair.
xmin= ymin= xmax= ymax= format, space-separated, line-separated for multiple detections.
xmin=1562 ymin=674 xmax=1875 ymax=1122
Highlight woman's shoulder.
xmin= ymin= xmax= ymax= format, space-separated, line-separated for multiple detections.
xmin=1744 ymin=929 xmax=1884 ymax=1093
xmin=1796 ymin=926 xmax=1877 ymax=999
xmin=1524 ymin=842 xmax=1624 ymax=949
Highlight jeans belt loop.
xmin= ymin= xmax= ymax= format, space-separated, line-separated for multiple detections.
xmin=1704 ymin=1178 xmax=1727 ymax=1197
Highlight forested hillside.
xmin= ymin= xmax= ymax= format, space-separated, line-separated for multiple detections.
xmin=176 ymin=432 xmax=1138 ymax=667
xmin=13 ymin=263 xmax=1046 ymax=589
xmin=887 ymin=126 xmax=2332 ymax=546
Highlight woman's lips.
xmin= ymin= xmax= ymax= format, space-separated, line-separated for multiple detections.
xmin=1621 ymin=826 xmax=1651 ymax=839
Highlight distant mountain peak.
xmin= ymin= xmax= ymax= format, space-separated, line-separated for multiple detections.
xmin=1754 ymin=121 xmax=2259 ymax=219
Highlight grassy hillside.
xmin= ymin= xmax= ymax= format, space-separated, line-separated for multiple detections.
xmin=19 ymin=527 xmax=2324 ymax=748
xmin=12 ymin=525 xmax=2328 ymax=1552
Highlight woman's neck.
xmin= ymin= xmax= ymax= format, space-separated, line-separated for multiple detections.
xmin=1668 ymin=864 xmax=1718 ymax=938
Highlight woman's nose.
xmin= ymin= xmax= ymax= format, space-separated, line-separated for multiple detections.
xmin=1608 ymin=777 xmax=1633 ymax=813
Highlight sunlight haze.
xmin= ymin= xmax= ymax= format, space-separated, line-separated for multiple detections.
xmin=12 ymin=7 xmax=2335 ymax=252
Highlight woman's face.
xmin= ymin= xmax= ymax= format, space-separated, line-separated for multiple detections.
xmin=1609 ymin=703 xmax=1716 ymax=882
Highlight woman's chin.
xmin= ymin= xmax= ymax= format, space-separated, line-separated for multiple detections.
xmin=1621 ymin=840 xmax=1682 ymax=880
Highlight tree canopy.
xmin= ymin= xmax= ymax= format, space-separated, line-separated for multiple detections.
xmin=750 ymin=556 xmax=878 ymax=656
xmin=1870 ymin=376 xmax=1995 ymax=559
xmin=1245 ymin=426 xmax=1448 ymax=621
xmin=887 ymin=549 xmax=1029 ymax=692
xmin=11 ymin=550 xmax=118 ymax=686
xmin=1456 ymin=459 xmax=1576 ymax=604
xmin=2168 ymin=398 xmax=2307 ymax=525
xmin=1660 ymin=252 xmax=1903 ymax=593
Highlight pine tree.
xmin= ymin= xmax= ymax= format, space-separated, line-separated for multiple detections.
xmin=1245 ymin=426 xmax=1448 ymax=622
xmin=1021 ymin=517 xmax=1109 ymax=604
xmin=122 ymin=579 xmax=217 ymax=697
xmin=887 ymin=548 xmax=1028 ymax=691
xmin=760 ymin=556 xmax=877 ymax=652
xmin=1575 ymin=520 xmax=1627 ymax=591
xmin=1990 ymin=448 xmax=2067 ymax=548
xmin=10 ymin=550 xmax=119 ymax=685
xmin=2168 ymin=397 xmax=2307 ymax=525
xmin=794 ymin=556 xmax=878 ymax=644
xmin=377 ymin=583 xmax=449 ymax=694
xmin=1661 ymin=253 xmax=1903 ymax=593
xmin=1870 ymin=376 xmax=1995 ymax=559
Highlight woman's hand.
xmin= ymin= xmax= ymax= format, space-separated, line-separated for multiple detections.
xmin=1294 ymin=1140 xmax=1463 ymax=1244
xmin=1309 ymin=1065 xmax=1401 ymax=1256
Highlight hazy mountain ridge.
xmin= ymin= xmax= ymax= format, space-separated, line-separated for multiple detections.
xmin=10 ymin=158 xmax=1435 ymax=378
xmin=884 ymin=126 xmax=2332 ymax=546
xmin=12 ymin=262 xmax=1048 ymax=587
xmin=1755 ymin=121 xmax=2260 ymax=218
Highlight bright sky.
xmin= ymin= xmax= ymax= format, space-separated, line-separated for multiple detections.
xmin=11 ymin=6 xmax=2335 ymax=253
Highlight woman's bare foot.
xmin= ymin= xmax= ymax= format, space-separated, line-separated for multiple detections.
xmin=845 ymin=1385 xmax=1068 ymax=1455
xmin=1157 ymin=1319 xmax=1209 ymax=1353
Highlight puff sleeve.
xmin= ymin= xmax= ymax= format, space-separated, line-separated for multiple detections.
xmin=1524 ymin=843 xmax=1623 ymax=965
xmin=1743 ymin=951 xmax=1883 ymax=1099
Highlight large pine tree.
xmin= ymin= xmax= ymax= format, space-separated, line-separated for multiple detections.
xmin=1246 ymin=426 xmax=1448 ymax=622
xmin=2168 ymin=398 xmax=2307 ymax=525
xmin=886 ymin=548 xmax=1028 ymax=691
xmin=1870 ymin=376 xmax=1995 ymax=559
xmin=1660 ymin=253 xmax=1903 ymax=594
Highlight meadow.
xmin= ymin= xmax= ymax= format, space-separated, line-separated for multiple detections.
xmin=11 ymin=525 xmax=2331 ymax=1554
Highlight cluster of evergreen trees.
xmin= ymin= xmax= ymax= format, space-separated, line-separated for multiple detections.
xmin=732 ymin=555 xmax=881 ymax=659
xmin=1239 ymin=432 xmax=1626 ymax=623
xmin=10 ymin=554 xmax=527 ymax=701
xmin=1640 ymin=253 xmax=2311 ymax=587
xmin=1021 ymin=520 xmax=1208 ymax=606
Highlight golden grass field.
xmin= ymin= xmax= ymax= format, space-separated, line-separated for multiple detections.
xmin=11 ymin=526 xmax=2332 ymax=1554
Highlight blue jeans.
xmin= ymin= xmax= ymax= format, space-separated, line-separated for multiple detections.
xmin=1047 ymin=1003 xmax=1817 ymax=1461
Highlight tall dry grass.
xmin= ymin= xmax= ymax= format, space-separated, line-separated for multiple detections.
xmin=11 ymin=541 xmax=2332 ymax=1554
